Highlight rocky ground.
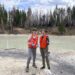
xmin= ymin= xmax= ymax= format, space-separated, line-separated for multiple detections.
xmin=0 ymin=49 xmax=75 ymax=75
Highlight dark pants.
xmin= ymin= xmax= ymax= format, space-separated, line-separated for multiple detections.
xmin=26 ymin=48 xmax=36 ymax=68
xmin=40 ymin=47 xmax=50 ymax=68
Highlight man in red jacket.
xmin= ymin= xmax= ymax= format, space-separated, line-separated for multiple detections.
xmin=40 ymin=30 xmax=50 ymax=69
xmin=26 ymin=29 xmax=38 ymax=72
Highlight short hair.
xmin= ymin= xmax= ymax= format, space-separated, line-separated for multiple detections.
xmin=32 ymin=28 xmax=37 ymax=31
xmin=45 ymin=30 xmax=48 ymax=33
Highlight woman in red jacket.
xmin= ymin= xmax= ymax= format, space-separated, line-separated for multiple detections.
xmin=26 ymin=29 xmax=38 ymax=72
xmin=40 ymin=30 xmax=50 ymax=69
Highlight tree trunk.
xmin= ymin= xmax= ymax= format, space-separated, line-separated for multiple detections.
xmin=1 ymin=19 xmax=5 ymax=33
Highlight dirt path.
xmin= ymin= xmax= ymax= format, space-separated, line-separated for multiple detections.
xmin=0 ymin=49 xmax=75 ymax=75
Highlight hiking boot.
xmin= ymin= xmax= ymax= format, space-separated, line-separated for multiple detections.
xmin=48 ymin=67 xmax=50 ymax=70
xmin=26 ymin=67 xmax=29 ymax=72
xmin=40 ymin=66 xmax=45 ymax=69
xmin=33 ymin=65 xmax=37 ymax=68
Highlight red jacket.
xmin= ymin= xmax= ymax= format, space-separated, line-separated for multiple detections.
xmin=28 ymin=34 xmax=38 ymax=48
xmin=40 ymin=35 xmax=48 ymax=48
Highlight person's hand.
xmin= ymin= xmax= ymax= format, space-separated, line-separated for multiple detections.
xmin=37 ymin=44 xmax=40 ymax=47
xmin=32 ymin=43 xmax=35 ymax=46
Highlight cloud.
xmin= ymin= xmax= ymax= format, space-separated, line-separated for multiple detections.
xmin=0 ymin=0 xmax=75 ymax=12
xmin=0 ymin=0 xmax=20 ymax=11
xmin=63 ymin=0 xmax=75 ymax=7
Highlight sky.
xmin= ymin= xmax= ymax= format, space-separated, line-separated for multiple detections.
xmin=0 ymin=0 xmax=75 ymax=13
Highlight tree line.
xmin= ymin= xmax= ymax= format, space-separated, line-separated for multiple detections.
xmin=0 ymin=4 xmax=75 ymax=34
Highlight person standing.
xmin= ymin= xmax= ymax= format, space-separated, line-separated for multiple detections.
xmin=40 ymin=30 xmax=50 ymax=69
xmin=26 ymin=29 xmax=38 ymax=72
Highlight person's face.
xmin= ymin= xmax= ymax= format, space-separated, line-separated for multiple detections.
xmin=41 ymin=31 xmax=45 ymax=36
xmin=32 ymin=31 xmax=37 ymax=39
xmin=32 ymin=31 xmax=37 ymax=35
